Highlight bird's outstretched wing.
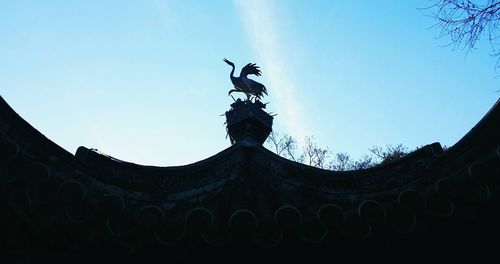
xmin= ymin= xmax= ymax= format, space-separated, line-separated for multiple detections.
xmin=240 ymin=63 xmax=261 ymax=77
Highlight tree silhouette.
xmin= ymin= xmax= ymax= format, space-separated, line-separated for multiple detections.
xmin=265 ymin=132 xmax=409 ymax=171
xmin=429 ymin=0 xmax=500 ymax=68
xmin=369 ymin=144 xmax=409 ymax=165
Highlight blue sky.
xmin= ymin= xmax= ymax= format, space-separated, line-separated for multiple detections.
xmin=0 ymin=0 xmax=498 ymax=166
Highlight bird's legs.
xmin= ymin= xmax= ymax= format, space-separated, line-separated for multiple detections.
xmin=227 ymin=89 xmax=251 ymax=101
xmin=228 ymin=89 xmax=254 ymax=102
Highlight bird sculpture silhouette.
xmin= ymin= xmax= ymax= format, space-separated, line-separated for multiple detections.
xmin=223 ymin=58 xmax=268 ymax=101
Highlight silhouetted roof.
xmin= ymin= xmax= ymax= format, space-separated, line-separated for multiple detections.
xmin=0 ymin=96 xmax=499 ymax=260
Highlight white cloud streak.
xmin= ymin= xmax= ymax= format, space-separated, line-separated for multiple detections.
xmin=234 ymin=0 xmax=310 ymax=143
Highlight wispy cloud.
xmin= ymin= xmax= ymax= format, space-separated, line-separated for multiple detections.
xmin=234 ymin=0 xmax=310 ymax=143
xmin=151 ymin=0 xmax=180 ymax=33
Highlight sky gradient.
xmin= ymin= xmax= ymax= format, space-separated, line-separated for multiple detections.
xmin=1 ymin=0 xmax=498 ymax=166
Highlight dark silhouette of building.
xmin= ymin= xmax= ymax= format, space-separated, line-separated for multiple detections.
xmin=0 ymin=96 xmax=499 ymax=262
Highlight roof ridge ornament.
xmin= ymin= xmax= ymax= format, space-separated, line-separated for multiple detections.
xmin=223 ymin=59 xmax=273 ymax=145
xmin=223 ymin=58 xmax=268 ymax=102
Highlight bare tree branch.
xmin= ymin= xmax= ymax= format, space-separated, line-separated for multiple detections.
xmin=352 ymin=155 xmax=374 ymax=170
xmin=266 ymin=133 xmax=408 ymax=171
xmin=369 ymin=144 xmax=408 ymax=165
xmin=265 ymin=131 xmax=300 ymax=162
xmin=428 ymin=0 xmax=500 ymax=68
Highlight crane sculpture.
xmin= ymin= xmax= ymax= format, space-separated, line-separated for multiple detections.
xmin=223 ymin=58 xmax=267 ymax=101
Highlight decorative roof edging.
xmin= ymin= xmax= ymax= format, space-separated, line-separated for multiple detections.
xmin=0 ymin=96 xmax=499 ymax=258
